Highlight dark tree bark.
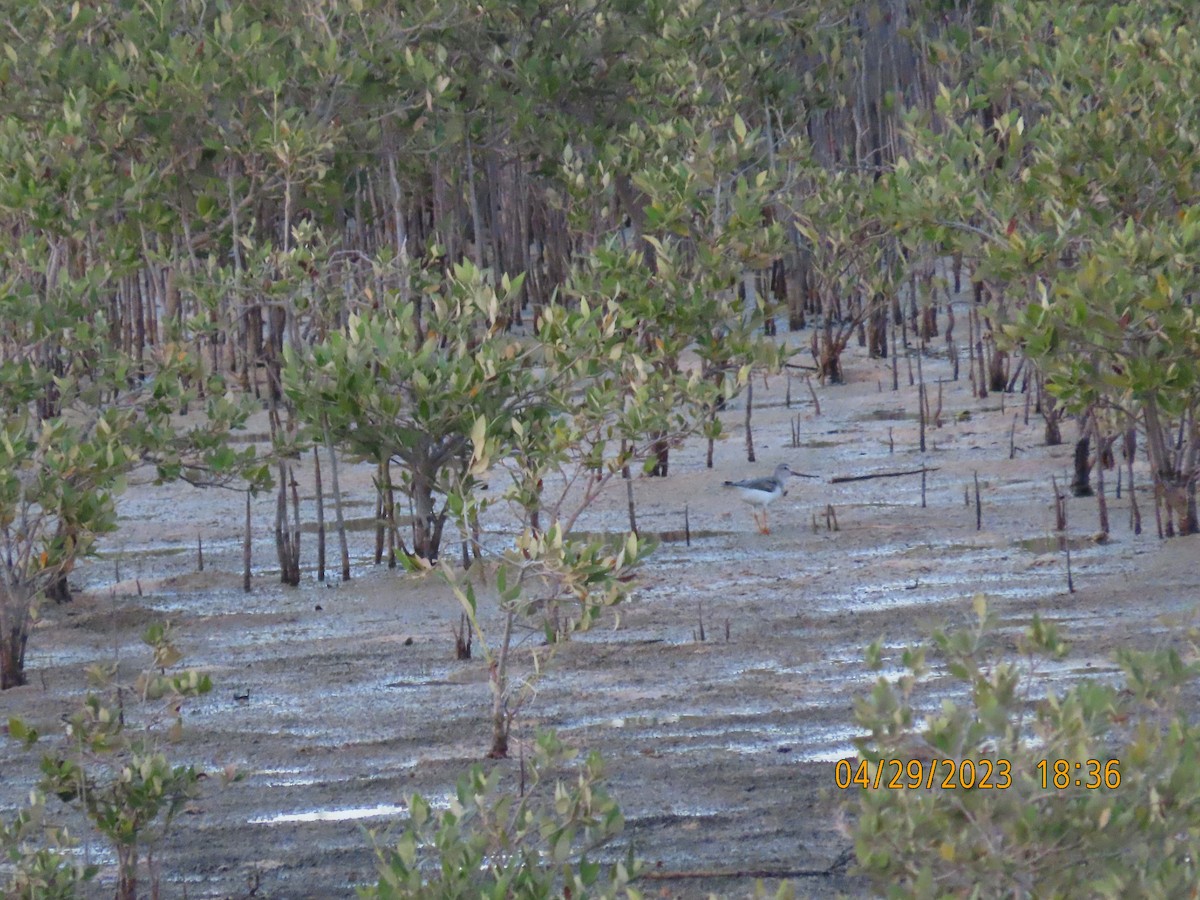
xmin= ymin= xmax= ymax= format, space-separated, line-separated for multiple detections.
xmin=323 ymin=421 xmax=351 ymax=581
xmin=648 ymin=437 xmax=670 ymax=478
xmin=46 ymin=574 xmax=71 ymax=604
xmin=1 ymin=612 xmax=31 ymax=689
xmin=410 ymin=466 xmax=447 ymax=562
xmin=314 ymin=447 xmax=326 ymax=582
xmin=867 ymin=293 xmax=888 ymax=358
xmin=1071 ymin=435 xmax=1093 ymax=497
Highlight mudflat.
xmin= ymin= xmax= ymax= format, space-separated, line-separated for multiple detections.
xmin=3 ymin=337 xmax=1192 ymax=898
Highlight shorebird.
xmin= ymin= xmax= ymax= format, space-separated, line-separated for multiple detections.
xmin=722 ymin=463 xmax=816 ymax=534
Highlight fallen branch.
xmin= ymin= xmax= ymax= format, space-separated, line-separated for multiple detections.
xmin=636 ymin=840 xmax=852 ymax=883
xmin=641 ymin=866 xmax=837 ymax=881
xmin=830 ymin=466 xmax=939 ymax=484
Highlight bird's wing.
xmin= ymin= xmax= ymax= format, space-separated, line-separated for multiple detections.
xmin=725 ymin=476 xmax=778 ymax=492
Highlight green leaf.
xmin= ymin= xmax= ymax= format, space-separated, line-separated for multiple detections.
xmin=8 ymin=716 xmax=38 ymax=746
xmin=733 ymin=112 xmax=747 ymax=143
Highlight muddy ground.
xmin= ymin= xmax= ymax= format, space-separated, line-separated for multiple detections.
xmin=3 ymin=332 xmax=1198 ymax=899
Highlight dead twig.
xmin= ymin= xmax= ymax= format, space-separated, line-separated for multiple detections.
xmin=830 ymin=467 xmax=938 ymax=483
xmin=642 ymin=865 xmax=841 ymax=881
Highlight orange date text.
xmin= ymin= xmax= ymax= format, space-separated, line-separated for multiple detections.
xmin=834 ymin=757 xmax=1013 ymax=790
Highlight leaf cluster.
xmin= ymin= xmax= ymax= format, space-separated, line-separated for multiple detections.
xmin=853 ymin=597 xmax=1200 ymax=897
xmin=893 ymin=0 xmax=1200 ymax=441
xmin=5 ymin=622 xmax=218 ymax=897
xmin=361 ymin=730 xmax=638 ymax=900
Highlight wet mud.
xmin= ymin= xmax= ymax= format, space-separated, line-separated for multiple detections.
xmin=3 ymin=339 xmax=1196 ymax=898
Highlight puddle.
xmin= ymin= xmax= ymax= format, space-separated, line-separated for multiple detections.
xmin=386 ymin=680 xmax=457 ymax=690
xmin=897 ymin=541 xmax=993 ymax=557
xmin=1022 ymin=658 xmax=1123 ymax=687
xmin=627 ymin=804 xmax=730 ymax=822
xmin=786 ymin=724 xmax=864 ymax=762
xmin=261 ymin=774 xmax=321 ymax=787
xmin=608 ymin=712 xmax=684 ymax=728
xmin=25 ymin=642 xmax=146 ymax=669
xmin=249 ymin=803 xmax=408 ymax=825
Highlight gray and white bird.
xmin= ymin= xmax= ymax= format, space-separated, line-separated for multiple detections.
xmin=722 ymin=463 xmax=816 ymax=534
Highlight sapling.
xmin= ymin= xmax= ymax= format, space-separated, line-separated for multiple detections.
xmin=445 ymin=525 xmax=648 ymax=759
xmin=11 ymin=622 xmax=228 ymax=900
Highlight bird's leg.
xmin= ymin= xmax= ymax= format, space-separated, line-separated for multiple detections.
xmin=759 ymin=510 xmax=771 ymax=535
